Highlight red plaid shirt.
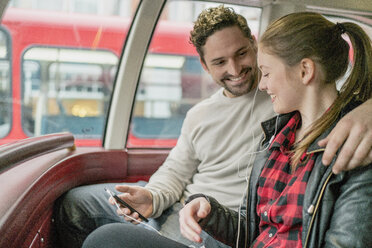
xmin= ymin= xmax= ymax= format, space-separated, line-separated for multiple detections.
xmin=252 ymin=112 xmax=315 ymax=248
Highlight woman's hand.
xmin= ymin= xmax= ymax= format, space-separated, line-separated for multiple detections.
xmin=179 ymin=197 xmax=211 ymax=243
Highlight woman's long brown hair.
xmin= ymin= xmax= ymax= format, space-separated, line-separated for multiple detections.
xmin=260 ymin=12 xmax=372 ymax=169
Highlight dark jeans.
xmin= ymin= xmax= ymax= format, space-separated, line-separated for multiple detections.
xmin=82 ymin=223 xmax=189 ymax=248
xmin=55 ymin=182 xmax=230 ymax=248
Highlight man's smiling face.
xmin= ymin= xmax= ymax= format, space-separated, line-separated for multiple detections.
xmin=201 ymin=25 xmax=258 ymax=98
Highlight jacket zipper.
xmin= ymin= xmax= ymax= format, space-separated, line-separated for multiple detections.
xmin=303 ymin=171 xmax=333 ymax=248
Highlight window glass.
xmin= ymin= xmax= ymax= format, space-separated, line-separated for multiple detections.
xmin=22 ymin=47 xmax=117 ymax=139
xmin=0 ymin=29 xmax=11 ymax=139
xmin=326 ymin=16 xmax=372 ymax=89
xmin=1 ymin=0 xmax=139 ymax=146
xmin=128 ymin=1 xmax=261 ymax=148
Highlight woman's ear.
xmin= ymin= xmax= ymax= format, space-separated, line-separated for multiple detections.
xmin=300 ymin=58 xmax=315 ymax=85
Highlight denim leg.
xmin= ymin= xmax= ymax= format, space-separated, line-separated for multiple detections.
xmin=82 ymin=223 xmax=188 ymax=248
xmin=54 ymin=181 xmax=147 ymax=248
xmin=82 ymin=209 xmax=231 ymax=248
xmin=55 ymin=183 xmax=230 ymax=248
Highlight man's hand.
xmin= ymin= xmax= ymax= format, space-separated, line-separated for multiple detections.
xmin=179 ymin=197 xmax=211 ymax=243
xmin=318 ymin=99 xmax=372 ymax=174
xmin=109 ymin=185 xmax=153 ymax=224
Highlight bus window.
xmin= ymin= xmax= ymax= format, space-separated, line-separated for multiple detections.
xmin=0 ymin=0 xmax=138 ymax=146
xmin=325 ymin=16 xmax=372 ymax=89
xmin=131 ymin=54 xmax=215 ymax=142
xmin=128 ymin=0 xmax=261 ymax=148
xmin=0 ymin=28 xmax=11 ymax=139
xmin=22 ymin=47 xmax=117 ymax=139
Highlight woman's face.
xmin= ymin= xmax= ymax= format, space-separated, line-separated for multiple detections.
xmin=257 ymin=45 xmax=304 ymax=114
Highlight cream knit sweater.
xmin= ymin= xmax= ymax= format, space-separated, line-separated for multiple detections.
xmin=146 ymin=87 xmax=274 ymax=217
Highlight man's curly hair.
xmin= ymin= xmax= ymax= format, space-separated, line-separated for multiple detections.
xmin=190 ymin=5 xmax=254 ymax=63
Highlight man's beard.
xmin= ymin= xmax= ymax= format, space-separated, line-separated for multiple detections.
xmin=221 ymin=67 xmax=257 ymax=97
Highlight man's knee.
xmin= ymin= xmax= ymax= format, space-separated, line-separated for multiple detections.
xmin=56 ymin=184 xmax=116 ymax=230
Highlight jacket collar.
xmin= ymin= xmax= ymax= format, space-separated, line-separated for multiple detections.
xmin=260 ymin=111 xmax=338 ymax=155
xmin=261 ymin=100 xmax=363 ymax=155
xmin=306 ymin=122 xmax=336 ymax=154
xmin=260 ymin=111 xmax=295 ymax=147
xmin=306 ymin=99 xmax=362 ymax=153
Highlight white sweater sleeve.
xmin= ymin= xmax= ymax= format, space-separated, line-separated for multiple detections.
xmin=145 ymin=113 xmax=199 ymax=218
xmin=145 ymin=88 xmax=274 ymax=216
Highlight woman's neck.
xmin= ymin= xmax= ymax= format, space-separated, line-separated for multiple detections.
xmin=296 ymin=83 xmax=338 ymax=142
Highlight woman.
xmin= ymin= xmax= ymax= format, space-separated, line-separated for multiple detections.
xmin=82 ymin=12 xmax=372 ymax=248
xmin=179 ymin=12 xmax=372 ymax=248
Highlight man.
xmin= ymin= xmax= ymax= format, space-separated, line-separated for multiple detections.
xmin=56 ymin=6 xmax=372 ymax=248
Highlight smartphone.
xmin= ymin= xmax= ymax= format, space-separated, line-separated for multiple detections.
xmin=104 ymin=188 xmax=149 ymax=222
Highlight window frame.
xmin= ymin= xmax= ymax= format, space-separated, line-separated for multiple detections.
xmin=0 ymin=26 xmax=12 ymax=139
